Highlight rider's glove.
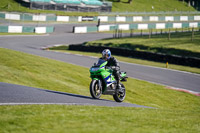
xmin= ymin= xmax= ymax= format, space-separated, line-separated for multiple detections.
xmin=106 ymin=66 xmax=119 ymax=70
xmin=105 ymin=66 xmax=111 ymax=69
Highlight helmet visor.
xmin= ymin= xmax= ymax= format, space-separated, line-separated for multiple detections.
xmin=102 ymin=54 xmax=108 ymax=60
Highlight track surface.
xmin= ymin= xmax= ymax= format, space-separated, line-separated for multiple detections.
xmin=0 ymin=82 xmax=151 ymax=108
xmin=0 ymin=23 xmax=200 ymax=107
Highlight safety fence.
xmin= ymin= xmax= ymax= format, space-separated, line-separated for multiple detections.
xmin=0 ymin=25 xmax=54 ymax=34
xmin=29 ymin=1 xmax=112 ymax=12
xmin=74 ymin=21 xmax=200 ymax=33
xmin=1 ymin=12 xmax=200 ymax=22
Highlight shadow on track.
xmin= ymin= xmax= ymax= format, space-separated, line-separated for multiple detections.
xmin=40 ymin=89 xmax=113 ymax=102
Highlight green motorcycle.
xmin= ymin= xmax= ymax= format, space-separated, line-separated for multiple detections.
xmin=89 ymin=59 xmax=128 ymax=102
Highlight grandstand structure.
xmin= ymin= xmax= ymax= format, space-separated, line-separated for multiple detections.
xmin=25 ymin=0 xmax=112 ymax=12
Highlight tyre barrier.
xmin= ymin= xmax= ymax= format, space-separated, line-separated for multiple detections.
xmin=68 ymin=44 xmax=200 ymax=68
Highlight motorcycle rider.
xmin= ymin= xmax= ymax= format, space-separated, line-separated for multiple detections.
xmin=101 ymin=49 xmax=122 ymax=91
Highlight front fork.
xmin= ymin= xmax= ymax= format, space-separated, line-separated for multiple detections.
xmin=97 ymin=79 xmax=102 ymax=92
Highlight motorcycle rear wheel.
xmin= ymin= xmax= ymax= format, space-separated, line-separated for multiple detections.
xmin=90 ymin=80 xmax=102 ymax=99
xmin=113 ymin=83 xmax=126 ymax=102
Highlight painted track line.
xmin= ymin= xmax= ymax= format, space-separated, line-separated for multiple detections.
xmin=166 ymin=86 xmax=200 ymax=96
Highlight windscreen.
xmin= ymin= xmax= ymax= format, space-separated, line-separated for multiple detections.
xmin=97 ymin=59 xmax=106 ymax=66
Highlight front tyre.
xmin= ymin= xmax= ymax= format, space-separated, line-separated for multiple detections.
xmin=113 ymin=83 xmax=126 ymax=102
xmin=90 ymin=80 xmax=102 ymax=99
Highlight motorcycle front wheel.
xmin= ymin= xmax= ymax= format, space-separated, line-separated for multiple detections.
xmin=113 ymin=83 xmax=126 ymax=102
xmin=90 ymin=80 xmax=102 ymax=99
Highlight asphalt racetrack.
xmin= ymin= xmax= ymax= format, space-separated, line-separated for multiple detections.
xmin=0 ymin=23 xmax=200 ymax=107
xmin=0 ymin=82 xmax=152 ymax=108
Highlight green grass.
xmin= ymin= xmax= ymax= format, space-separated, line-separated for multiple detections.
xmin=110 ymin=0 xmax=196 ymax=12
xmin=0 ymin=48 xmax=90 ymax=95
xmin=0 ymin=105 xmax=200 ymax=133
xmin=86 ymin=31 xmax=200 ymax=59
xmin=0 ymin=47 xmax=200 ymax=132
xmin=0 ymin=0 xmax=197 ymax=16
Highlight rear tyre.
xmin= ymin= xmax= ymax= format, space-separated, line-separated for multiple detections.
xmin=90 ymin=80 xmax=102 ymax=99
xmin=113 ymin=83 xmax=126 ymax=102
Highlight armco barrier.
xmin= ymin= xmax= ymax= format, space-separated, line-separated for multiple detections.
xmin=22 ymin=26 xmax=35 ymax=33
xmin=46 ymin=26 xmax=54 ymax=33
xmin=34 ymin=26 xmax=54 ymax=33
xmin=74 ymin=22 xmax=200 ymax=33
xmin=21 ymin=14 xmax=33 ymax=21
xmin=8 ymin=26 xmax=23 ymax=33
xmin=68 ymin=45 xmax=200 ymax=68
xmin=0 ymin=12 xmax=82 ymax=22
xmin=0 ymin=26 xmax=8 ymax=33
xmin=1 ymin=12 xmax=200 ymax=22
xmin=0 ymin=12 xmax=5 ymax=18
xmin=97 ymin=15 xmax=200 ymax=22
xmin=0 ymin=26 xmax=54 ymax=33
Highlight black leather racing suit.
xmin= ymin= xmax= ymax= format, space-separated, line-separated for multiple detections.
xmin=102 ymin=57 xmax=120 ymax=85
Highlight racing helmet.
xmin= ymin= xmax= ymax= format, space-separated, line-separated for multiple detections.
xmin=102 ymin=49 xmax=111 ymax=60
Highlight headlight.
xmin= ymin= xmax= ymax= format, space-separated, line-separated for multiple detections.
xmin=91 ymin=67 xmax=100 ymax=72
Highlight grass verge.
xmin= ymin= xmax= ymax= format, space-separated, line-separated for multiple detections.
xmin=0 ymin=47 xmax=199 ymax=132
xmin=86 ymin=31 xmax=200 ymax=59
xmin=0 ymin=105 xmax=200 ymax=133
xmin=110 ymin=0 xmax=196 ymax=12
